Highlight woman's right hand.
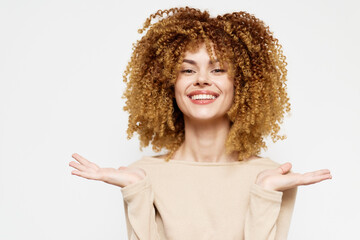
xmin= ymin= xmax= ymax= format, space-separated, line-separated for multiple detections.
xmin=69 ymin=153 xmax=146 ymax=188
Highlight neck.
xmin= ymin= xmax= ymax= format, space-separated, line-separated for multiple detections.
xmin=172 ymin=115 xmax=238 ymax=163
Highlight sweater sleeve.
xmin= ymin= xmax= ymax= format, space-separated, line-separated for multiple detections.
xmin=244 ymin=183 xmax=297 ymax=240
xmin=121 ymin=172 xmax=160 ymax=240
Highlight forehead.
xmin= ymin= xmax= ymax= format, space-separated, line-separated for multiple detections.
xmin=182 ymin=43 xmax=218 ymax=62
xmin=181 ymin=44 xmax=233 ymax=71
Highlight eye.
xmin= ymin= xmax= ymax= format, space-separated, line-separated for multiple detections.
xmin=212 ymin=69 xmax=226 ymax=73
xmin=181 ymin=69 xmax=195 ymax=74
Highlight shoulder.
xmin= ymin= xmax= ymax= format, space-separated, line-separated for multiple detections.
xmin=125 ymin=156 xmax=171 ymax=184
xmin=126 ymin=155 xmax=165 ymax=168
xmin=245 ymin=156 xmax=282 ymax=169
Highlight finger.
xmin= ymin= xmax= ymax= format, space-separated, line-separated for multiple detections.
xmin=71 ymin=169 xmax=99 ymax=180
xmin=313 ymin=169 xmax=331 ymax=175
xmin=69 ymin=161 xmax=87 ymax=172
xmin=306 ymin=173 xmax=332 ymax=185
xmin=72 ymin=153 xmax=96 ymax=168
xmin=304 ymin=169 xmax=331 ymax=178
xmin=71 ymin=170 xmax=82 ymax=176
xmin=278 ymin=162 xmax=292 ymax=174
xmin=298 ymin=173 xmax=332 ymax=186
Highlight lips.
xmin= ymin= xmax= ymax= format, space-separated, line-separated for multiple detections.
xmin=187 ymin=90 xmax=220 ymax=98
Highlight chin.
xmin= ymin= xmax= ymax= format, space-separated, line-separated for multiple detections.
xmin=187 ymin=113 xmax=227 ymax=122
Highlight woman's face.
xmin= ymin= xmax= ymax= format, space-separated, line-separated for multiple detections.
xmin=174 ymin=43 xmax=234 ymax=122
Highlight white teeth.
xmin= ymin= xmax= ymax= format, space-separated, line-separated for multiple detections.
xmin=190 ymin=94 xmax=217 ymax=100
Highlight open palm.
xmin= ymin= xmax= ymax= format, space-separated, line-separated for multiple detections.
xmin=256 ymin=162 xmax=332 ymax=191
xmin=69 ymin=153 xmax=146 ymax=188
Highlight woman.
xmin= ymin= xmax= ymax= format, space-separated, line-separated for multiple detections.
xmin=69 ymin=7 xmax=331 ymax=239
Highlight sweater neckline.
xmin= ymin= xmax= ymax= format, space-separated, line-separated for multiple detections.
xmin=142 ymin=155 xmax=270 ymax=166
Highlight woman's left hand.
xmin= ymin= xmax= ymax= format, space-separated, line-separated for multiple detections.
xmin=255 ymin=162 xmax=332 ymax=191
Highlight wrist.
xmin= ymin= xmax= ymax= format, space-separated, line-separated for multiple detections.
xmin=255 ymin=179 xmax=278 ymax=191
xmin=124 ymin=175 xmax=145 ymax=187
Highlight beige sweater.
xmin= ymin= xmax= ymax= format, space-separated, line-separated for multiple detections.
xmin=121 ymin=156 xmax=297 ymax=240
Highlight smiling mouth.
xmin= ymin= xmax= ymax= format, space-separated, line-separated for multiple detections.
xmin=187 ymin=94 xmax=219 ymax=100
xmin=188 ymin=96 xmax=218 ymax=105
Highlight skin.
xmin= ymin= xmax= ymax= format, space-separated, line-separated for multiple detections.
xmin=69 ymin=153 xmax=146 ymax=188
xmin=69 ymin=43 xmax=332 ymax=191
xmin=172 ymin=43 xmax=238 ymax=163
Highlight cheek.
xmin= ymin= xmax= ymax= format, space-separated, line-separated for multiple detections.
xmin=223 ymin=81 xmax=235 ymax=102
xmin=174 ymin=82 xmax=185 ymax=105
xmin=174 ymin=82 xmax=181 ymax=98
xmin=219 ymin=79 xmax=234 ymax=94
xmin=174 ymin=77 xmax=187 ymax=95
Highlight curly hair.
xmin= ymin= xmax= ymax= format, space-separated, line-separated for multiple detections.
xmin=121 ymin=6 xmax=291 ymax=162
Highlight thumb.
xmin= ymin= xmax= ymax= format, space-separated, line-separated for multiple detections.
xmin=278 ymin=162 xmax=292 ymax=174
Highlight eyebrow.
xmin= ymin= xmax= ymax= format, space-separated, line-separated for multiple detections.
xmin=182 ymin=59 xmax=220 ymax=65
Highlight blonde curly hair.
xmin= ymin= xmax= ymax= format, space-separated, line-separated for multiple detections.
xmin=121 ymin=7 xmax=291 ymax=162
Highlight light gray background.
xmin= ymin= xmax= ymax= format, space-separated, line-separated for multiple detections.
xmin=0 ymin=0 xmax=359 ymax=239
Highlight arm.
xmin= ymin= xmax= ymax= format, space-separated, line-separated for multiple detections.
xmin=275 ymin=187 xmax=297 ymax=239
xmin=121 ymin=172 xmax=160 ymax=240
xmin=244 ymin=184 xmax=297 ymax=240
xmin=69 ymin=153 xmax=160 ymax=240
xmin=244 ymin=162 xmax=331 ymax=240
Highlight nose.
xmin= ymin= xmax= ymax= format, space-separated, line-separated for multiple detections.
xmin=194 ymin=71 xmax=211 ymax=86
